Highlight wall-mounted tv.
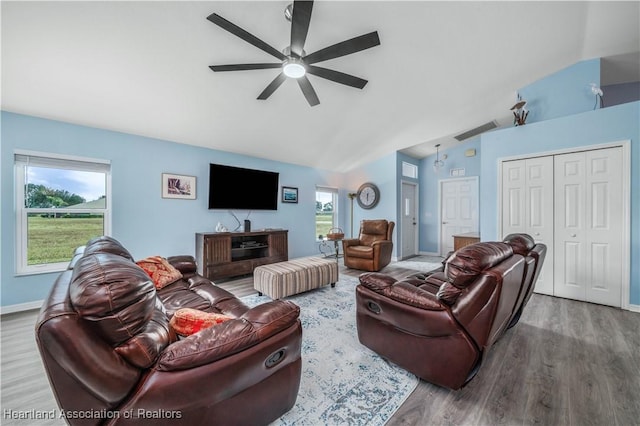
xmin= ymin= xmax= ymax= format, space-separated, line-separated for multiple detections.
xmin=208 ymin=163 xmax=279 ymax=210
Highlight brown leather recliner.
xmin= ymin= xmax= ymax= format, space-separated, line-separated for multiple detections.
xmin=35 ymin=236 xmax=302 ymax=425
xmin=355 ymin=241 xmax=532 ymax=390
xmin=342 ymin=219 xmax=395 ymax=272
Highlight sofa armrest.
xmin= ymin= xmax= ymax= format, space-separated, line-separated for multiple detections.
xmin=371 ymin=239 xmax=393 ymax=255
xmin=167 ymin=255 xmax=197 ymax=276
xmin=342 ymin=238 xmax=361 ymax=248
xmin=156 ymin=300 xmax=300 ymax=371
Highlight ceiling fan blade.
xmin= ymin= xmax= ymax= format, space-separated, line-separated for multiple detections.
xmin=306 ymin=65 xmax=368 ymax=89
xmin=257 ymin=73 xmax=287 ymax=100
xmin=210 ymin=63 xmax=282 ymax=72
xmin=290 ymin=0 xmax=314 ymax=57
xmin=207 ymin=13 xmax=286 ymax=61
xmin=297 ymin=76 xmax=320 ymax=106
xmin=303 ymin=31 xmax=380 ymax=64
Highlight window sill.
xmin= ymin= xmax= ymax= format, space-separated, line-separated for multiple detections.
xmin=15 ymin=263 xmax=67 ymax=276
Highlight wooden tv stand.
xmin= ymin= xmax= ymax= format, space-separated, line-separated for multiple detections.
xmin=196 ymin=230 xmax=288 ymax=281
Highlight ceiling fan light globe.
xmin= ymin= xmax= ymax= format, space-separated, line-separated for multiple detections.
xmin=283 ymin=61 xmax=306 ymax=78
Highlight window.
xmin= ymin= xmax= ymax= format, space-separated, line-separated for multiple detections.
xmin=402 ymin=161 xmax=418 ymax=179
xmin=315 ymin=186 xmax=338 ymax=240
xmin=15 ymin=151 xmax=111 ymax=275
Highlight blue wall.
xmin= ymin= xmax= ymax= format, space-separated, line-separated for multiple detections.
xmin=1 ymin=112 xmax=342 ymax=307
xmin=343 ymin=152 xmax=398 ymax=247
xmin=518 ymin=58 xmax=601 ymax=124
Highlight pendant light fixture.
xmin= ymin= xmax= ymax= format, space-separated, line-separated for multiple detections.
xmin=433 ymin=144 xmax=445 ymax=173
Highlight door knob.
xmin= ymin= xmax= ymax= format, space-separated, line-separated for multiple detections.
xmin=571 ymin=233 xmax=577 ymax=238
xmin=442 ymin=221 xmax=449 ymax=224
xmin=535 ymin=232 xmax=540 ymax=236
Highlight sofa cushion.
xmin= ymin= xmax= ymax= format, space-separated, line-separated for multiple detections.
xmin=445 ymin=242 xmax=513 ymax=288
xmin=136 ymin=256 xmax=183 ymax=289
xmin=169 ymin=308 xmax=233 ymax=336
xmin=70 ymin=252 xmax=157 ymax=346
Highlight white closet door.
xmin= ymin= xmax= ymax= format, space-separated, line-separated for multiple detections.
xmin=524 ymin=157 xmax=554 ymax=295
xmin=502 ymin=160 xmax=527 ymax=235
xmin=554 ymin=147 xmax=623 ymax=307
xmin=501 ymin=157 xmax=554 ymax=295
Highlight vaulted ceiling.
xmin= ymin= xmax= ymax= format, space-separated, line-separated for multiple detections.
xmin=3 ymin=1 xmax=639 ymax=171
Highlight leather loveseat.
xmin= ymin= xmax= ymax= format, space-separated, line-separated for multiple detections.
xmin=35 ymin=236 xmax=302 ymax=425
xmin=355 ymin=237 xmax=545 ymax=390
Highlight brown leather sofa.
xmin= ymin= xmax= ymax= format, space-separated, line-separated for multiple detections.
xmin=35 ymin=236 xmax=302 ymax=425
xmin=355 ymin=239 xmax=545 ymax=390
xmin=342 ymin=219 xmax=395 ymax=272
xmin=407 ymin=234 xmax=547 ymax=329
xmin=502 ymin=233 xmax=547 ymax=328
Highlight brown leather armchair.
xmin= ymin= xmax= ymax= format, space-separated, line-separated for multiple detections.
xmin=342 ymin=219 xmax=395 ymax=272
xmin=355 ymin=241 xmax=537 ymax=390
xmin=36 ymin=236 xmax=302 ymax=425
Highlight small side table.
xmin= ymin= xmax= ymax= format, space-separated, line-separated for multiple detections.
xmin=453 ymin=232 xmax=480 ymax=251
xmin=319 ymin=230 xmax=344 ymax=264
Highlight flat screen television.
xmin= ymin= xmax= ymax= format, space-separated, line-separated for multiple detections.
xmin=208 ymin=163 xmax=279 ymax=210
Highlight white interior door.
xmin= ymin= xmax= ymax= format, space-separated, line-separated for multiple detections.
xmin=400 ymin=182 xmax=418 ymax=259
xmin=440 ymin=177 xmax=479 ymax=256
xmin=554 ymin=147 xmax=623 ymax=307
xmin=501 ymin=156 xmax=554 ymax=295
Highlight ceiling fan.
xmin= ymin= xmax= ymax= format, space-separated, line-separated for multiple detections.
xmin=207 ymin=0 xmax=380 ymax=106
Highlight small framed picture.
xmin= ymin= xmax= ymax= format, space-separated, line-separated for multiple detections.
xmin=162 ymin=173 xmax=196 ymax=199
xmin=282 ymin=186 xmax=298 ymax=204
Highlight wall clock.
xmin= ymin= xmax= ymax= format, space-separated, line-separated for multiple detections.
xmin=356 ymin=182 xmax=380 ymax=209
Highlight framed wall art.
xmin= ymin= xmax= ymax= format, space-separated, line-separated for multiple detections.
xmin=282 ymin=186 xmax=298 ymax=204
xmin=162 ymin=173 xmax=196 ymax=200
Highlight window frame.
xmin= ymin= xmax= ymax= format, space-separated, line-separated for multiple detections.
xmin=315 ymin=186 xmax=339 ymax=241
xmin=14 ymin=150 xmax=112 ymax=276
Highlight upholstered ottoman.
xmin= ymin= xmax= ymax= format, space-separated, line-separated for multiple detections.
xmin=253 ymin=256 xmax=339 ymax=299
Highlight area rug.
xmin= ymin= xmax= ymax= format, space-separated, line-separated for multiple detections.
xmin=385 ymin=255 xmax=443 ymax=274
xmin=242 ymin=275 xmax=418 ymax=426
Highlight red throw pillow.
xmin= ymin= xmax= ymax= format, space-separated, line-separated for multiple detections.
xmin=136 ymin=256 xmax=183 ymax=289
xmin=170 ymin=308 xmax=233 ymax=336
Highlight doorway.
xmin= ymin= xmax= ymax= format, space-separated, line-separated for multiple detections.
xmin=400 ymin=181 xmax=418 ymax=259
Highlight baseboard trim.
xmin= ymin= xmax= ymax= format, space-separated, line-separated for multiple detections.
xmin=0 ymin=300 xmax=43 ymax=315
xmin=418 ymin=251 xmax=442 ymax=257
xmin=627 ymin=304 xmax=640 ymax=313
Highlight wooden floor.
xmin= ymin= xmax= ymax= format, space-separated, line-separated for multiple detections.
xmin=2 ymin=257 xmax=639 ymax=425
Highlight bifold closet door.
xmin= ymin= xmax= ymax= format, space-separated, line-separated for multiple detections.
xmin=501 ymin=156 xmax=554 ymax=295
xmin=553 ymin=147 xmax=623 ymax=307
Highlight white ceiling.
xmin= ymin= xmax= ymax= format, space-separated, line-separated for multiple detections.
xmin=3 ymin=1 xmax=639 ymax=172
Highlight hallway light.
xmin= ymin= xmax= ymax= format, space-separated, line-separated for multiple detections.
xmin=433 ymin=144 xmax=445 ymax=173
